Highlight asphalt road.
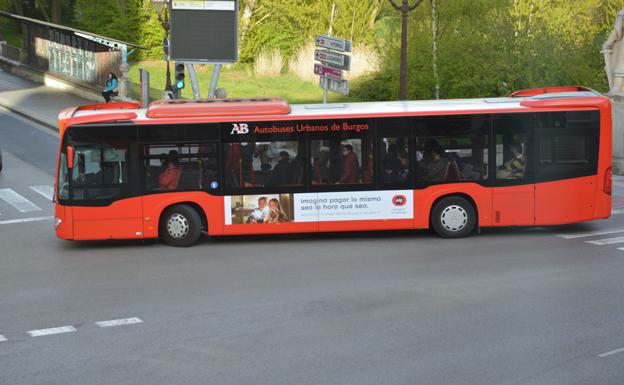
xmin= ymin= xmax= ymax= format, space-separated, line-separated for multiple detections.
xmin=1 ymin=108 xmax=624 ymax=385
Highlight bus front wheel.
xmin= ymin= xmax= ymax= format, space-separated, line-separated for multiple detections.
xmin=160 ymin=204 xmax=202 ymax=247
xmin=431 ymin=196 xmax=476 ymax=238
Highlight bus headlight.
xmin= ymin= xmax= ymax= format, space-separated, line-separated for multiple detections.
xmin=54 ymin=217 xmax=62 ymax=229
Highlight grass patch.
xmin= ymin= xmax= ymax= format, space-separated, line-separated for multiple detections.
xmin=128 ymin=61 xmax=360 ymax=104
xmin=0 ymin=19 xmax=22 ymax=47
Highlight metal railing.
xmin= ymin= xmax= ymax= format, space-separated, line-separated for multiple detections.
xmin=0 ymin=42 xmax=20 ymax=62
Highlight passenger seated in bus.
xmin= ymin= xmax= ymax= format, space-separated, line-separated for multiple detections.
xmin=159 ymin=150 xmax=182 ymax=190
xmin=397 ymin=156 xmax=409 ymax=181
xmin=382 ymin=160 xmax=402 ymax=183
xmin=497 ymin=143 xmax=526 ymax=179
xmin=416 ymin=142 xmax=450 ymax=181
xmin=266 ymin=151 xmax=297 ymax=186
xmin=339 ymin=143 xmax=359 ymax=184
xmin=254 ymin=144 xmax=273 ymax=171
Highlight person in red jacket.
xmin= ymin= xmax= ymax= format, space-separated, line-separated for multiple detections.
xmin=159 ymin=151 xmax=182 ymax=190
xmin=339 ymin=143 xmax=359 ymax=184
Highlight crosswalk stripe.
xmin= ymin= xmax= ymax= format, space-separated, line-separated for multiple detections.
xmin=612 ymin=208 xmax=624 ymax=215
xmin=0 ymin=189 xmax=41 ymax=213
xmin=0 ymin=335 xmax=6 ymax=342
xmin=0 ymin=216 xmax=53 ymax=225
xmin=587 ymin=236 xmax=624 ymax=246
xmin=29 ymin=185 xmax=54 ymax=201
xmin=558 ymin=227 xmax=624 ymax=239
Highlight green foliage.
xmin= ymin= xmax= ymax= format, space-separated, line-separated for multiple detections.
xmin=239 ymin=0 xmax=383 ymax=63
xmin=73 ymin=0 xmax=140 ymax=43
xmin=353 ymin=0 xmax=616 ymax=101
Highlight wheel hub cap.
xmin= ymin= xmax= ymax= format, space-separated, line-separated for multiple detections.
xmin=440 ymin=205 xmax=467 ymax=232
xmin=167 ymin=213 xmax=190 ymax=239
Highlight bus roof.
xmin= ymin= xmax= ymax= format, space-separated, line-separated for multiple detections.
xmin=61 ymin=88 xmax=609 ymax=130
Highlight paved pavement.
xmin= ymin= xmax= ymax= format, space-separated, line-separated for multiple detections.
xmin=0 ymin=107 xmax=624 ymax=384
xmin=0 ymin=69 xmax=95 ymax=129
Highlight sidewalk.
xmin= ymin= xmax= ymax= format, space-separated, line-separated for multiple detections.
xmin=0 ymin=69 xmax=96 ymax=129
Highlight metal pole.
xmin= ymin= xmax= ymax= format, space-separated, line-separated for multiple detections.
xmin=186 ymin=63 xmax=200 ymax=99
xmin=140 ymin=68 xmax=150 ymax=107
xmin=323 ymin=76 xmax=328 ymax=104
xmin=208 ymin=64 xmax=222 ymax=98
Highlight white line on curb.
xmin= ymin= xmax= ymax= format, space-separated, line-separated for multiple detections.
xmin=598 ymin=346 xmax=624 ymax=358
xmin=0 ymin=216 xmax=53 ymax=225
xmin=27 ymin=326 xmax=77 ymax=337
xmin=0 ymin=335 xmax=7 ymax=342
xmin=95 ymin=317 xmax=143 ymax=328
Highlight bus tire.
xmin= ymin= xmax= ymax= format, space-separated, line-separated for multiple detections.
xmin=160 ymin=204 xmax=202 ymax=247
xmin=431 ymin=196 xmax=476 ymax=238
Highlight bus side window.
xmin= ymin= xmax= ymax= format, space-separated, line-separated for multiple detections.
xmin=311 ymin=137 xmax=373 ymax=185
xmin=380 ymin=137 xmax=410 ymax=184
xmin=224 ymin=141 xmax=302 ymax=189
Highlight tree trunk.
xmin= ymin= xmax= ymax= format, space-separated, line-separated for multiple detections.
xmin=328 ymin=1 xmax=336 ymax=36
xmin=399 ymin=1 xmax=408 ymax=100
xmin=51 ymin=0 xmax=62 ymax=24
xmin=368 ymin=0 xmax=382 ymax=31
xmin=240 ymin=0 xmax=257 ymax=46
xmin=431 ymin=0 xmax=439 ymax=99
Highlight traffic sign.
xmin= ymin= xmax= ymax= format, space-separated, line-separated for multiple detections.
xmin=314 ymin=64 xmax=342 ymax=81
xmin=314 ymin=50 xmax=351 ymax=71
xmin=315 ymin=35 xmax=352 ymax=53
xmin=320 ymin=76 xmax=349 ymax=96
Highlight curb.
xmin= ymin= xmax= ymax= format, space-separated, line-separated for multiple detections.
xmin=0 ymin=102 xmax=57 ymax=131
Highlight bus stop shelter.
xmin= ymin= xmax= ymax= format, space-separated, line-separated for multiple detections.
xmin=0 ymin=11 xmax=142 ymax=99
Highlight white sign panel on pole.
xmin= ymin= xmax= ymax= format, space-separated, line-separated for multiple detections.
xmin=319 ymin=76 xmax=349 ymax=96
xmin=314 ymin=49 xmax=351 ymax=71
xmin=315 ymin=35 xmax=352 ymax=53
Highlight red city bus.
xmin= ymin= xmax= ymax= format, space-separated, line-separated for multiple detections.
xmin=53 ymin=87 xmax=612 ymax=246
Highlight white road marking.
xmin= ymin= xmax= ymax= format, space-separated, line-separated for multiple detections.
xmin=0 ymin=188 xmax=41 ymax=213
xmin=0 ymin=216 xmax=53 ymax=225
xmin=27 ymin=325 xmax=76 ymax=337
xmin=0 ymin=335 xmax=7 ymax=342
xmin=29 ymin=185 xmax=54 ymax=201
xmin=558 ymin=227 xmax=624 ymax=239
xmin=95 ymin=317 xmax=143 ymax=328
xmin=612 ymin=208 xmax=624 ymax=215
xmin=618 ymin=247 xmax=624 ymax=251
xmin=598 ymin=346 xmax=624 ymax=358
xmin=587 ymin=236 xmax=624 ymax=246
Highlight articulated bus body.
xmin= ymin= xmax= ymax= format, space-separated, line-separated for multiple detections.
xmin=53 ymin=87 xmax=612 ymax=246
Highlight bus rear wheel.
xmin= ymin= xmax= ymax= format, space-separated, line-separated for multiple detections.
xmin=160 ymin=204 xmax=202 ymax=247
xmin=431 ymin=196 xmax=476 ymax=238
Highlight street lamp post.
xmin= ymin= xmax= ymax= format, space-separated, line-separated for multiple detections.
xmin=388 ymin=0 xmax=423 ymax=101
xmin=152 ymin=0 xmax=172 ymax=92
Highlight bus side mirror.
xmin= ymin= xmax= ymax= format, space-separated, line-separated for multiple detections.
xmin=66 ymin=146 xmax=74 ymax=169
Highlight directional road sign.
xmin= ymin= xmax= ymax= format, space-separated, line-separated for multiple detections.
xmin=320 ymin=76 xmax=349 ymax=96
xmin=314 ymin=64 xmax=342 ymax=81
xmin=314 ymin=49 xmax=351 ymax=71
xmin=315 ymin=35 xmax=352 ymax=53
